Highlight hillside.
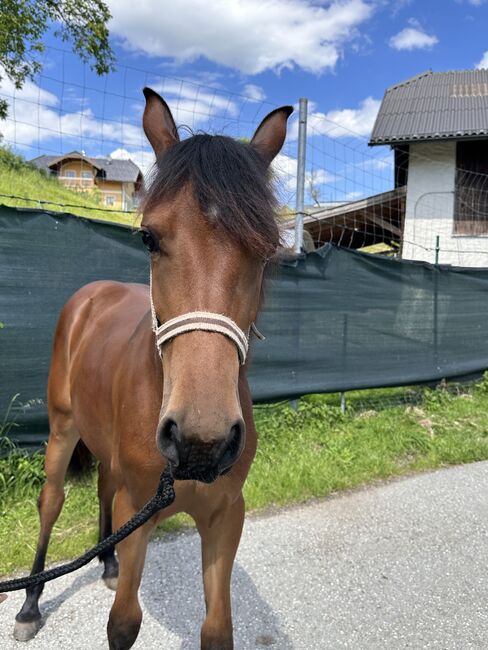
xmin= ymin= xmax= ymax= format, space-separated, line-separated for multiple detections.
xmin=0 ymin=148 xmax=140 ymax=227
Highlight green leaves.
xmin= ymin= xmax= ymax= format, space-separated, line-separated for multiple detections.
xmin=0 ymin=0 xmax=115 ymax=119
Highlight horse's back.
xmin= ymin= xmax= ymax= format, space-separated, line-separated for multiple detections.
xmin=48 ymin=280 xmax=151 ymax=460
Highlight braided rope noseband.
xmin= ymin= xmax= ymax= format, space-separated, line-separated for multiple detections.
xmin=150 ymin=270 xmax=264 ymax=364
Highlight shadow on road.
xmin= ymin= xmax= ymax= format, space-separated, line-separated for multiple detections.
xmin=141 ymin=534 xmax=293 ymax=649
xmin=38 ymin=564 xmax=103 ymax=622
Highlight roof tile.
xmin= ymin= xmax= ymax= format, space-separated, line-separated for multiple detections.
xmin=370 ymin=69 xmax=488 ymax=145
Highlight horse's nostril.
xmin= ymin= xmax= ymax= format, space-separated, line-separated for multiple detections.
xmin=165 ymin=419 xmax=178 ymax=442
xmin=158 ymin=418 xmax=181 ymax=466
xmin=218 ymin=420 xmax=245 ymax=472
xmin=228 ymin=423 xmax=242 ymax=455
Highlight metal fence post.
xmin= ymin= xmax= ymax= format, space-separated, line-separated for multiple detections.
xmin=294 ymin=98 xmax=308 ymax=254
xmin=434 ymin=235 xmax=440 ymax=370
xmin=289 ymin=98 xmax=308 ymax=410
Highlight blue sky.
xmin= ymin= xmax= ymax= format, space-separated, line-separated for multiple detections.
xmin=1 ymin=0 xmax=488 ymax=205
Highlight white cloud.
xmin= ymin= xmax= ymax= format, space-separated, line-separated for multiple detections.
xmin=0 ymin=73 xmax=145 ymax=151
xmin=357 ymin=157 xmax=393 ymax=171
xmin=243 ymin=84 xmax=266 ymax=102
xmin=290 ymin=97 xmax=381 ymax=140
xmin=109 ymin=148 xmax=155 ymax=177
xmin=475 ymin=51 xmax=488 ymax=68
xmin=107 ymin=0 xmax=374 ymax=75
xmin=343 ymin=190 xmax=363 ymax=201
xmin=272 ymin=152 xmax=335 ymax=199
xmin=390 ymin=0 xmax=414 ymax=17
xmin=150 ymin=79 xmax=238 ymax=127
xmin=389 ymin=21 xmax=438 ymax=51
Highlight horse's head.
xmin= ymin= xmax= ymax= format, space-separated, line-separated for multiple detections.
xmin=140 ymin=88 xmax=292 ymax=483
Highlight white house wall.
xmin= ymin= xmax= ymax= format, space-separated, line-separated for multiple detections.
xmin=403 ymin=141 xmax=488 ymax=266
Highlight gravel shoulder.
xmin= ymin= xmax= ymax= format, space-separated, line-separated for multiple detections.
xmin=1 ymin=462 xmax=488 ymax=649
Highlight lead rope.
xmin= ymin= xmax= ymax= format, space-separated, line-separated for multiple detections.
xmin=0 ymin=466 xmax=175 ymax=594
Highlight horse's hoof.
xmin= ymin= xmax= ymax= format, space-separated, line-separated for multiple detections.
xmin=13 ymin=619 xmax=42 ymax=642
xmin=103 ymin=576 xmax=118 ymax=591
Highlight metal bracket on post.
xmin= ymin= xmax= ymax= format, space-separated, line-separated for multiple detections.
xmin=294 ymin=98 xmax=308 ymax=254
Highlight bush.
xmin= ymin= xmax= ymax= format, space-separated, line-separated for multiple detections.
xmin=0 ymin=146 xmax=28 ymax=172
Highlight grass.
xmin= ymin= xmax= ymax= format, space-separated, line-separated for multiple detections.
xmin=0 ymin=147 xmax=140 ymax=227
xmin=2 ymin=378 xmax=488 ymax=576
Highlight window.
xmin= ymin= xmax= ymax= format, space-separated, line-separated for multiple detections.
xmin=455 ymin=141 xmax=488 ymax=235
xmin=105 ymin=195 xmax=115 ymax=206
xmin=64 ymin=170 xmax=76 ymax=178
xmin=82 ymin=171 xmax=92 ymax=179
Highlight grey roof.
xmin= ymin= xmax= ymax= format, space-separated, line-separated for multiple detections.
xmin=369 ymin=69 xmax=488 ymax=146
xmin=29 ymin=151 xmax=142 ymax=183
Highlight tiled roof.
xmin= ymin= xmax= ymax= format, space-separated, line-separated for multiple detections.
xmin=369 ymin=69 xmax=488 ymax=146
xmin=29 ymin=151 xmax=142 ymax=183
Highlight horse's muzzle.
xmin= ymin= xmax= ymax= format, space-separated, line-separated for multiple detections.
xmin=156 ymin=417 xmax=245 ymax=483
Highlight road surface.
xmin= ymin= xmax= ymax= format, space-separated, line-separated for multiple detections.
xmin=1 ymin=462 xmax=488 ymax=649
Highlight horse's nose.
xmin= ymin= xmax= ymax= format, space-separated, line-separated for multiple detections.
xmin=156 ymin=416 xmax=245 ymax=474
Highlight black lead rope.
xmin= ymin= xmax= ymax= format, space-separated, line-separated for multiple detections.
xmin=0 ymin=466 xmax=175 ymax=594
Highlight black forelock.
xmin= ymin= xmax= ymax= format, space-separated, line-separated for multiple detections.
xmin=142 ymin=134 xmax=280 ymax=257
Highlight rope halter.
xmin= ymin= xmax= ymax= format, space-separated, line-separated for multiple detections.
xmin=154 ymin=312 xmax=264 ymax=365
xmin=150 ymin=271 xmax=264 ymax=365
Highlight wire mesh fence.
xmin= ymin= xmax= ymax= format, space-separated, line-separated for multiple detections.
xmin=2 ymin=49 xmax=488 ymax=442
xmin=1 ymin=45 xmax=488 ymax=264
xmin=254 ymin=375 xmax=487 ymax=416
xmin=288 ymin=115 xmax=488 ymax=266
xmin=0 ymin=45 xmax=297 ymax=224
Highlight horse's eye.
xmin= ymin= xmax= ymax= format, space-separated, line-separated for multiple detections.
xmin=139 ymin=229 xmax=159 ymax=253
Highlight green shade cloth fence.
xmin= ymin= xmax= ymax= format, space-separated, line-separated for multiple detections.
xmin=1 ymin=205 xmax=488 ymax=449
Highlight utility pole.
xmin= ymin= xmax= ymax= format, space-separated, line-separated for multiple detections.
xmin=294 ymin=97 xmax=308 ymax=254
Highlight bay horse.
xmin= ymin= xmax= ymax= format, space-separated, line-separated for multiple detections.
xmin=13 ymin=88 xmax=292 ymax=649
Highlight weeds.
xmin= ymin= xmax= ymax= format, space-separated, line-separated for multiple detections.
xmin=2 ymin=380 xmax=488 ymax=575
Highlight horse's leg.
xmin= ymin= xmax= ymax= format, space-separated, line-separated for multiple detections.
xmin=106 ymin=487 xmax=156 ymax=650
xmin=98 ymin=462 xmax=119 ymax=590
xmin=13 ymin=415 xmax=79 ymax=641
xmin=196 ymin=493 xmax=245 ymax=650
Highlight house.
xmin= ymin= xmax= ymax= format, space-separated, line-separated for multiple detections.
xmin=30 ymin=151 xmax=143 ymax=211
xmin=369 ymin=69 xmax=488 ymax=266
xmin=284 ymin=69 xmax=488 ymax=266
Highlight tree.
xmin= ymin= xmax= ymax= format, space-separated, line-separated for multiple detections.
xmin=308 ymin=169 xmax=322 ymax=207
xmin=0 ymin=0 xmax=115 ymax=119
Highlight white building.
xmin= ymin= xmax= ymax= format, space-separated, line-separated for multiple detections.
xmin=370 ymin=69 xmax=488 ymax=267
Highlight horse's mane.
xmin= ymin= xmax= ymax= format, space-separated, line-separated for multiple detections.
xmin=142 ymin=134 xmax=280 ymax=258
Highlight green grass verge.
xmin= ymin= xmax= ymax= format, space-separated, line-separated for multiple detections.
xmin=2 ymin=379 xmax=488 ymax=576
xmin=0 ymin=147 xmax=140 ymax=227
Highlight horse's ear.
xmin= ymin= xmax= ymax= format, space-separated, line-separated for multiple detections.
xmin=250 ymin=105 xmax=294 ymax=165
xmin=142 ymin=87 xmax=180 ymax=157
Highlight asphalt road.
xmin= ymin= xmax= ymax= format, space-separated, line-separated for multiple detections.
xmin=1 ymin=462 xmax=488 ymax=649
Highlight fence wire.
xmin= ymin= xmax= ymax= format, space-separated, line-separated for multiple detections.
xmin=254 ymin=376 xmax=486 ymax=415
xmin=1 ymin=45 xmax=488 ymax=265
